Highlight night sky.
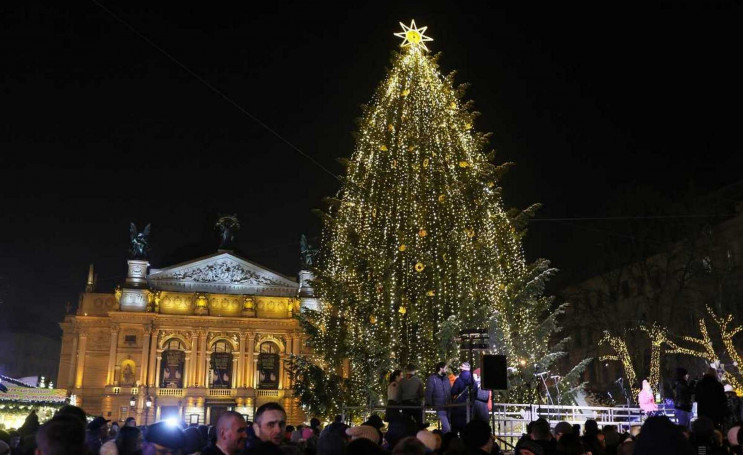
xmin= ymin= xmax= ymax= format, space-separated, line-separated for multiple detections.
xmin=1 ymin=1 xmax=741 ymax=339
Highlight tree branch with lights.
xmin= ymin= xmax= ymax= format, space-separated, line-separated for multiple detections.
xmin=294 ymin=21 xmax=588 ymax=416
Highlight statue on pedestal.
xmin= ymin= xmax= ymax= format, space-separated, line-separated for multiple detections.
xmin=215 ymin=215 xmax=240 ymax=250
xmin=300 ymin=234 xmax=318 ymax=269
xmin=129 ymin=223 xmax=151 ymax=259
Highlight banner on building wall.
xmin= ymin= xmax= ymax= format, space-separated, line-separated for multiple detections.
xmin=161 ymin=350 xmax=185 ymax=388
xmin=0 ymin=385 xmax=67 ymax=403
xmin=258 ymin=353 xmax=279 ymax=389
xmin=210 ymin=352 xmax=232 ymax=388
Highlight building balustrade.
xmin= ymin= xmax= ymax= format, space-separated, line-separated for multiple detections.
xmin=157 ymin=388 xmax=184 ymax=397
xmin=256 ymin=389 xmax=280 ymax=398
xmin=207 ymin=388 xmax=236 ymax=397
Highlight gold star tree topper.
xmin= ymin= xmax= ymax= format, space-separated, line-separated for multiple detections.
xmin=394 ymin=20 xmax=433 ymax=52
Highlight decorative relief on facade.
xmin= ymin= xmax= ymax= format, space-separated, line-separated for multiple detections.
xmin=146 ymin=253 xmax=299 ymax=296
xmin=158 ymin=331 xmax=192 ymax=350
xmin=159 ymin=292 xmax=194 ymax=315
xmin=208 ymin=295 xmax=241 ymax=316
xmin=253 ymin=297 xmax=299 ymax=318
xmin=254 ymin=334 xmax=285 ymax=352
xmin=120 ymin=359 xmax=136 ymax=386
xmin=88 ymin=329 xmax=111 ymax=351
xmin=157 ymin=260 xmax=284 ymax=286
xmin=207 ymin=332 xmax=239 ymax=350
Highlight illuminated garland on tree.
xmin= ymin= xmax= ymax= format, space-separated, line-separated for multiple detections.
xmin=708 ymin=307 xmax=743 ymax=388
xmin=294 ymin=20 xmax=588 ymax=415
xmin=599 ymin=331 xmax=638 ymax=395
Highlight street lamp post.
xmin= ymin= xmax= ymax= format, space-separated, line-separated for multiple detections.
xmin=145 ymin=395 xmax=152 ymax=425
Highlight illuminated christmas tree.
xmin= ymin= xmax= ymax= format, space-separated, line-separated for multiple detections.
xmin=294 ymin=21 xmax=588 ymax=416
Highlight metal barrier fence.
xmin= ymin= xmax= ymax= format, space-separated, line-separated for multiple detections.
xmin=342 ymin=402 xmax=679 ymax=450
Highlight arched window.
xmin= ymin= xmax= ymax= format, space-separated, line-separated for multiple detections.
xmin=260 ymin=342 xmax=280 ymax=354
xmin=210 ymin=340 xmax=233 ymax=389
xmin=161 ymin=339 xmax=186 ymax=388
xmin=258 ymin=342 xmax=280 ymax=389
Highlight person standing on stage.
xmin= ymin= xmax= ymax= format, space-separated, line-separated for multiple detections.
xmin=399 ymin=364 xmax=425 ymax=427
xmin=425 ymin=362 xmax=452 ymax=433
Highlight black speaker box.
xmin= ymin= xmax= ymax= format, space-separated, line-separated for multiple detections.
xmin=481 ymin=354 xmax=508 ymax=390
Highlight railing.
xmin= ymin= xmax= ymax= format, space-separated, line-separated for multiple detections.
xmin=208 ymin=388 xmax=235 ymax=397
xmin=490 ymin=403 xmax=657 ymax=447
xmin=157 ymin=388 xmax=184 ymax=397
xmin=342 ymin=401 xmax=679 ymax=450
xmin=256 ymin=389 xmax=280 ymax=397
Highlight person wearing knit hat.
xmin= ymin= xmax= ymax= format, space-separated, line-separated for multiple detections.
xmin=346 ymin=425 xmax=380 ymax=444
xmin=416 ymin=430 xmax=438 ymax=452
xmin=451 ymin=362 xmax=475 ymax=433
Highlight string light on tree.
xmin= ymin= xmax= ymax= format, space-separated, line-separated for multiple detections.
xmin=291 ymin=19 xmax=588 ymax=416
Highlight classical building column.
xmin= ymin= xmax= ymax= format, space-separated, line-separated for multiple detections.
xmin=237 ymin=332 xmax=246 ymax=388
xmin=74 ymin=330 xmax=88 ymax=389
xmin=140 ymin=326 xmax=152 ymax=386
xmin=67 ymin=330 xmax=79 ymax=388
xmin=106 ymin=324 xmax=120 ymax=385
xmin=231 ymin=354 xmax=238 ymax=389
xmin=196 ymin=330 xmax=207 ymax=387
xmin=246 ymin=332 xmax=255 ymax=388
xmin=199 ymin=331 xmax=209 ymax=387
xmin=188 ymin=331 xmax=199 ymax=387
xmin=155 ymin=355 xmax=162 ymax=388
xmin=292 ymin=332 xmax=301 ymax=356
xmin=147 ymin=329 xmax=158 ymax=386
xmin=183 ymin=354 xmax=190 ymax=388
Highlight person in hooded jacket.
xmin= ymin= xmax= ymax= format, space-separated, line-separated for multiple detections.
xmin=673 ymin=367 xmax=694 ymax=430
xmin=450 ymin=362 xmax=475 ymax=433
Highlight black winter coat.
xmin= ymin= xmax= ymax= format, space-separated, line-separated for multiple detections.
xmin=695 ymin=375 xmax=728 ymax=423
xmin=451 ymin=371 xmax=475 ymax=429
xmin=674 ymin=379 xmax=694 ymax=412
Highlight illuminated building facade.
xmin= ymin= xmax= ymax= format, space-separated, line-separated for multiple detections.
xmin=56 ymin=249 xmax=317 ymax=425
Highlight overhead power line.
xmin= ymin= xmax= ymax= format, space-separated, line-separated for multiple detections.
xmin=90 ymin=0 xmax=341 ymax=182
xmin=530 ymin=214 xmax=735 ymax=222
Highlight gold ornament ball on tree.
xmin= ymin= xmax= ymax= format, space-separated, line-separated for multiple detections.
xmin=415 ymin=262 xmax=425 ymax=272
xmin=418 ymin=229 xmax=427 ymax=237
xmin=369 ymin=315 xmax=377 ymax=324
xmin=398 ymin=306 xmax=407 ymax=314
xmin=399 ymin=244 xmax=407 ymax=252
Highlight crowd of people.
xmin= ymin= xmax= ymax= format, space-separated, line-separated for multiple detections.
xmin=4 ymin=364 xmax=743 ymax=454
xmin=386 ymin=361 xmax=491 ymax=435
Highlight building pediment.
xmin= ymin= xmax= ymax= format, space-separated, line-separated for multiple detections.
xmin=147 ymin=252 xmax=298 ymax=297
